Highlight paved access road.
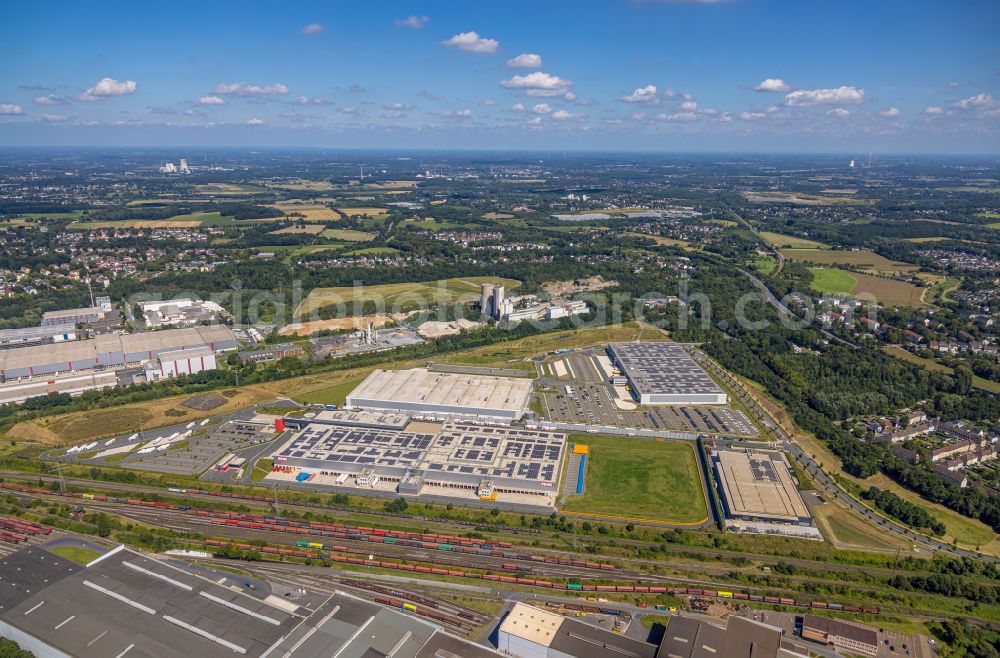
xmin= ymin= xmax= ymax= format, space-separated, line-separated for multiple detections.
xmin=686 ymin=346 xmax=996 ymax=563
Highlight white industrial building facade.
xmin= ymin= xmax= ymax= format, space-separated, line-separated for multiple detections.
xmin=345 ymin=368 xmax=533 ymax=421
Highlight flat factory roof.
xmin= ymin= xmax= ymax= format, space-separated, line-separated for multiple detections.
xmin=1 ymin=545 xmax=499 ymax=658
xmin=273 ymin=420 xmax=565 ymax=488
xmin=714 ymin=450 xmax=810 ymax=522
xmin=0 ymin=325 xmax=236 ymax=373
xmin=0 ymin=546 xmax=297 ymax=658
xmin=499 ymin=603 xmax=658 ymax=658
xmin=608 ymin=342 xmax=726 ymax=398
xmin=347 ymin=368 xmax=533 ymax=416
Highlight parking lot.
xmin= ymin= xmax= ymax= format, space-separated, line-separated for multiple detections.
xmin=54 ymin=417 xmax=282 ymax=476
xmin=540 ymin=383 xmax=757 ymax=436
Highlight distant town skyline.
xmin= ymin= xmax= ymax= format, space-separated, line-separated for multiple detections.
xmin=2 ymin=0 xmax=998 ymax=153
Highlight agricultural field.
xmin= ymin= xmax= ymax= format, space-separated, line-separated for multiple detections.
xmin=744 ymin=191 xmax=869 ymax=205
xmin=559 ymin=436 xmax=708 ymax=524
xmin=759 ymin=231 xmax=829 ymax=249
xmin=404 ymin=218 xmax=463 ymax=231
xmin=906 ymin=236 xmax=948 ymax=243
xmin=194 ymin=183 xmax=265 ymax=195
xmin=808 ymin=267 xmax=925 ymax=307
xmin=482 ymin=212 xmax=514 ymax=219
xmin=265 ymin=179 xmax=334 ymax=191
xmin=66 ymin=211 xmax=242 ymax=230
xmin=337 ymin=207 xmax=388 ymax=218
xmin=629 ymin=233 xmax=699 ymax=250
xmin=270 ymin=224 xmax=326 ymax=235
xmin=344 ymin=246 xmax=400 ymax=255
xmin=782 ymin=248 xmax=918 ymax=274
xmin=363 ymin=180 xmax=419 ymax=189
xmin=321 ymin=228 xmax=376 ymax=241
xmin=297 ymin=276 xmax=522 ymax=315
xmin=270 ymin=202 xmax=340 ymax=221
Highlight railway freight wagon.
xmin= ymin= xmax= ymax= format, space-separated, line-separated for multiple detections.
xmin=0 ymin=482 xmax=878 ymax=615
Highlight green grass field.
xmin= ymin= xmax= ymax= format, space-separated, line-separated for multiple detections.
xmin=295 ymin=378 xmax=365 ymax=405
xmin=808 ymin=267 xmax=857 ymax=294
xmin=321 ymin=229 xmax=376 ymax=241
xmin=19 ymin=211 xmax=84 ymax=219
xmin=47 ymin=545 xmax=102 ymax=564
xmin=343 ymin=246 xmax=400 ymax=256
xmin=559 ymin=436 xmax=708 ymax=524
xmin=809 ymin=268 xmax=926 ymax=307
xmin=749 ymin=256 xmax=777 ymax=275
xmin=759 ymin=231 xmax=830 ymax=249
xmin=783 ymin=248 xmax=918 ymax=273
xmin=299 ymin=276 xmax=521 ymax=314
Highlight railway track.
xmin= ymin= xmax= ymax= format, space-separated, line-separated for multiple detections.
xmin=0 ymin=471 xmax=933 ymax=579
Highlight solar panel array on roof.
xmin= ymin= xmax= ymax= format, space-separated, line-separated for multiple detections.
xmin=272 ymin=418 xmax=567 ymax=494
xmin=607 ymin=342 xmax=728 ymax=404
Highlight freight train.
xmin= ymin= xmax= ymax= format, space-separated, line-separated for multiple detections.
xmin=203 ymin=538 xmax=879 ymax=614
xmin=0 ymin=481 xmax=879 ymax=615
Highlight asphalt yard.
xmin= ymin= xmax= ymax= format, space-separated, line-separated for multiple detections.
xmin=540 ymin=383 xmax=757 ymax=436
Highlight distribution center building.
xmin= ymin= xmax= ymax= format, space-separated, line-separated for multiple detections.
xmin=0 ymin=325 xmax=237 ymax=379
xmin=270 ymin=417 xmax=566 ymax=505
xmin=607 ymin=341 xmax=728 ymax=405
xmin=713 ymin=449 xmax=812 ymax=525
xmin=345 ymin=368 xmax=534 ymax=421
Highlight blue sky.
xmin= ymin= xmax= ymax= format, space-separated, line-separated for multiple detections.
xmin=1 ymin=0 xmax=998 ymax=152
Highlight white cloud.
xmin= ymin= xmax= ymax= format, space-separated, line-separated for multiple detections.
xmin=382 ymin=102 xmax=411 ymax=111
xmin=954 ymin=92 xmax=998 ymax=110
xmin=947 ymin=81 xmax=960 ymax=88
xmin=527 ymin=116 xmax=542 ymax=125
xmin=76 ymin=77 xmax=137 ymax=101
xmin=620 ymin=84 xmax=658 ymax=103
xmin=738 ymin=111 xmax=768 ymax=121
xmin=0 ymin=104 xmax=24 ymax=115
xmin=507 ymin=53 xmax=542 ymax=69
xmin=879 ymin=107 xmax=900 ymax=118
xmin=827 ymin=107 xmax=850 ymax=117
xmin=552 ymin=110 xmax=576 ymax=120
xmin=33 ymin=94 xmax=65 ymax=105
xmin=246 ymin=117 xmax=266 ymax=126
xmin=41 ymin=113 xmax=67 ymax=122
xmin=198 ymin=95 xmax=226 ymax=105
xmin=679 ymin=100 xmax=698 ymax=111
xmin=509 ymin=102 xmax=525 ymax=112
xmin=215 ymin=82 xmax=289 ymax=96
xmin=656 ymin=111 xmax=699 ymax=122
xmin=301 ymin=23 xmax=324 ymax=35
xmin=435 ymin=109 xmax=473 ymax=119
xmin=532 ymin=103 xmax=552 ymax=114
xmin=925 ymin=106 xmax=944 ymax=114
xmin=340 ymin=106 xmax=358 ymax=115
xmin=442 ymin=31 xmax=499 ymax=54
xmin=500 ymin=71 xmax=573 ymax=98
xmin=754 ymin=78 xmax=789 ymax=92
xmin=784 ymin=86 xmax=864 ymax=106
xmin=295 ymin=96 xmax=330 ymax=105
xmin=563 ymin=91 xmax=577 ymax=102
xmin=479 ymin=98 xmax=497 ymax=106
xmin=395 ymin=15 xmax=429 ymax=29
